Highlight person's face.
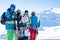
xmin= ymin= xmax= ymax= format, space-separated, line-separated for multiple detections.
xmin=17 ymin=11 xmax=21 ymax=14
xmin=11 ymin=7 xmax=15 ymax=11
xmin=25 ymin=12 xmax=28 ymax=14
xmin=10 ymin=8 xmax=14 ymax=12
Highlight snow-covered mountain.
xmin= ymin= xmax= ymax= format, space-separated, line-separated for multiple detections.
xmin=37 ymin=8 xmax=60 ymax=30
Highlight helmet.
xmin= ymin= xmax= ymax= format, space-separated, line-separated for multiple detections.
xmin=10 ymin=4 xmax=16 ymax=10
xmin=24 ymin=10 xmax=29 ymax=15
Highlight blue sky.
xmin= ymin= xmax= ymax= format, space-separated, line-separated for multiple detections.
xmin=0 ymin=0 xmax=60 ymax=14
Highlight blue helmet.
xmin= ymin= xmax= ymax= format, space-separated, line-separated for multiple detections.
xmin=10 ymin=4 xmax=16 ymax=10
xmin=25 ymin=10 xmax=29 ymax=15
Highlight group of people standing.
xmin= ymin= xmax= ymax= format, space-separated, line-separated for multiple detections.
xmin=1 ymin=4 xmax=40 ymax=40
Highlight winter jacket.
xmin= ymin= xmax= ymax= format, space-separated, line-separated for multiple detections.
xmin=17 ymin=13 xmax=22 ymax=30
xmin=30 ymin=14 xmax=38 ymax=30
xmin=5 ymin=8 xmax=16 ymax=30
xmin=20 ymin=14 xmax=31 ymax=28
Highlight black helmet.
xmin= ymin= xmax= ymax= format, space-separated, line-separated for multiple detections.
xmin=25 ymin=10 xmax=29 ymax=15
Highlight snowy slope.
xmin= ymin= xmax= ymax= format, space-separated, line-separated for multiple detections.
xmin=0 ymin=23 xmax=7 ymax=40
xmin=0 ymin=23 xmax=60 ymax=40
xmin=36 ymin=26 xmax=60 ymax=40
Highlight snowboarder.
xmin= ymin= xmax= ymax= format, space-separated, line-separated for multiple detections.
xmin=29 ymin=11 xmax=39 ymax=40
xmin=1 ymin=4 xmax=16 ymax=40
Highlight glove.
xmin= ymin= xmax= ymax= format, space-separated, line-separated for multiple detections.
xmin=36 ymin=30 xmax=38 ymax=35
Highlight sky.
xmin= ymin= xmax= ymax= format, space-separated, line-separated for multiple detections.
xmin=0 ymin=0 xmax=60 ymax=16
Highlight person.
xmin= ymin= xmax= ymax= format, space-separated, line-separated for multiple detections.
xmin=16 ymin=9 xmax=22 ymax=30
xmin=15 ymin=9 xmax=22 ymax=40
xmin=4 ymin=4 xmax=16 ymax=40
xmin=21 ymin=10 xmax=31 ymax=28
xmin=18 ymin=10 xmax=31 ymax=40
xmin=29 ymin=11 xmax=39 ymax=40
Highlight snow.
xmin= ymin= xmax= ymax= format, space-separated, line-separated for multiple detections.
xmin=36 ymin=26 xmax=60 ymax=40
xmin=0 ymin=23 xmax=60 ymax=40
xmin=0 ymin=23 xmax=7 ymax=40
xmin=0 ymin=24 xmax=6 ymax=35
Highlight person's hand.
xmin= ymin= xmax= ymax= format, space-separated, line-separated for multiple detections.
xmin=36 ymin=30 xmax=38 ymax=35
xmin=26 ymin=27 xmax=29 ymax=30
xmin=36 ymin=25 xmax=40 ymax=28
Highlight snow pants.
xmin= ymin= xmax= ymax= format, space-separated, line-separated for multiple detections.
xmin=7 ymin=30 xmax=15 ymax=40
xmin=29 ymin=28 xmax=36 ymax=40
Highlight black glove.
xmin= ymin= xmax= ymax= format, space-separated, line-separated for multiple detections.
xmin=36 ymin=30 xmax=38 ymax=35
xmin=36 ymin=25 xmax=40 ymax=28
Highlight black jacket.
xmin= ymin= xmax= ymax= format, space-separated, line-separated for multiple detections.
xmin=17 ymin=13 xmax=22 ymax=30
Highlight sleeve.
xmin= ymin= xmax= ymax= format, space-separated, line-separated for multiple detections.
xmin=5 ymin=11 xmax=10 ymax=18
xmin=19 ymin=15 xmax=22 ymax=21
xmin=5 ymin=11 xmax=13 ymax=20
xmin=28 ymin=17 xmax=31 ymax=24
xmin=12 ymin=12 xmax=17 ymax=20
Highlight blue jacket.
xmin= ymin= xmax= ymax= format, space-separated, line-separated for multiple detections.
xmin=30 ymin=14 xmax=38 ymax=30
xmin=5 ymin=8 xmax=16 ymax=30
